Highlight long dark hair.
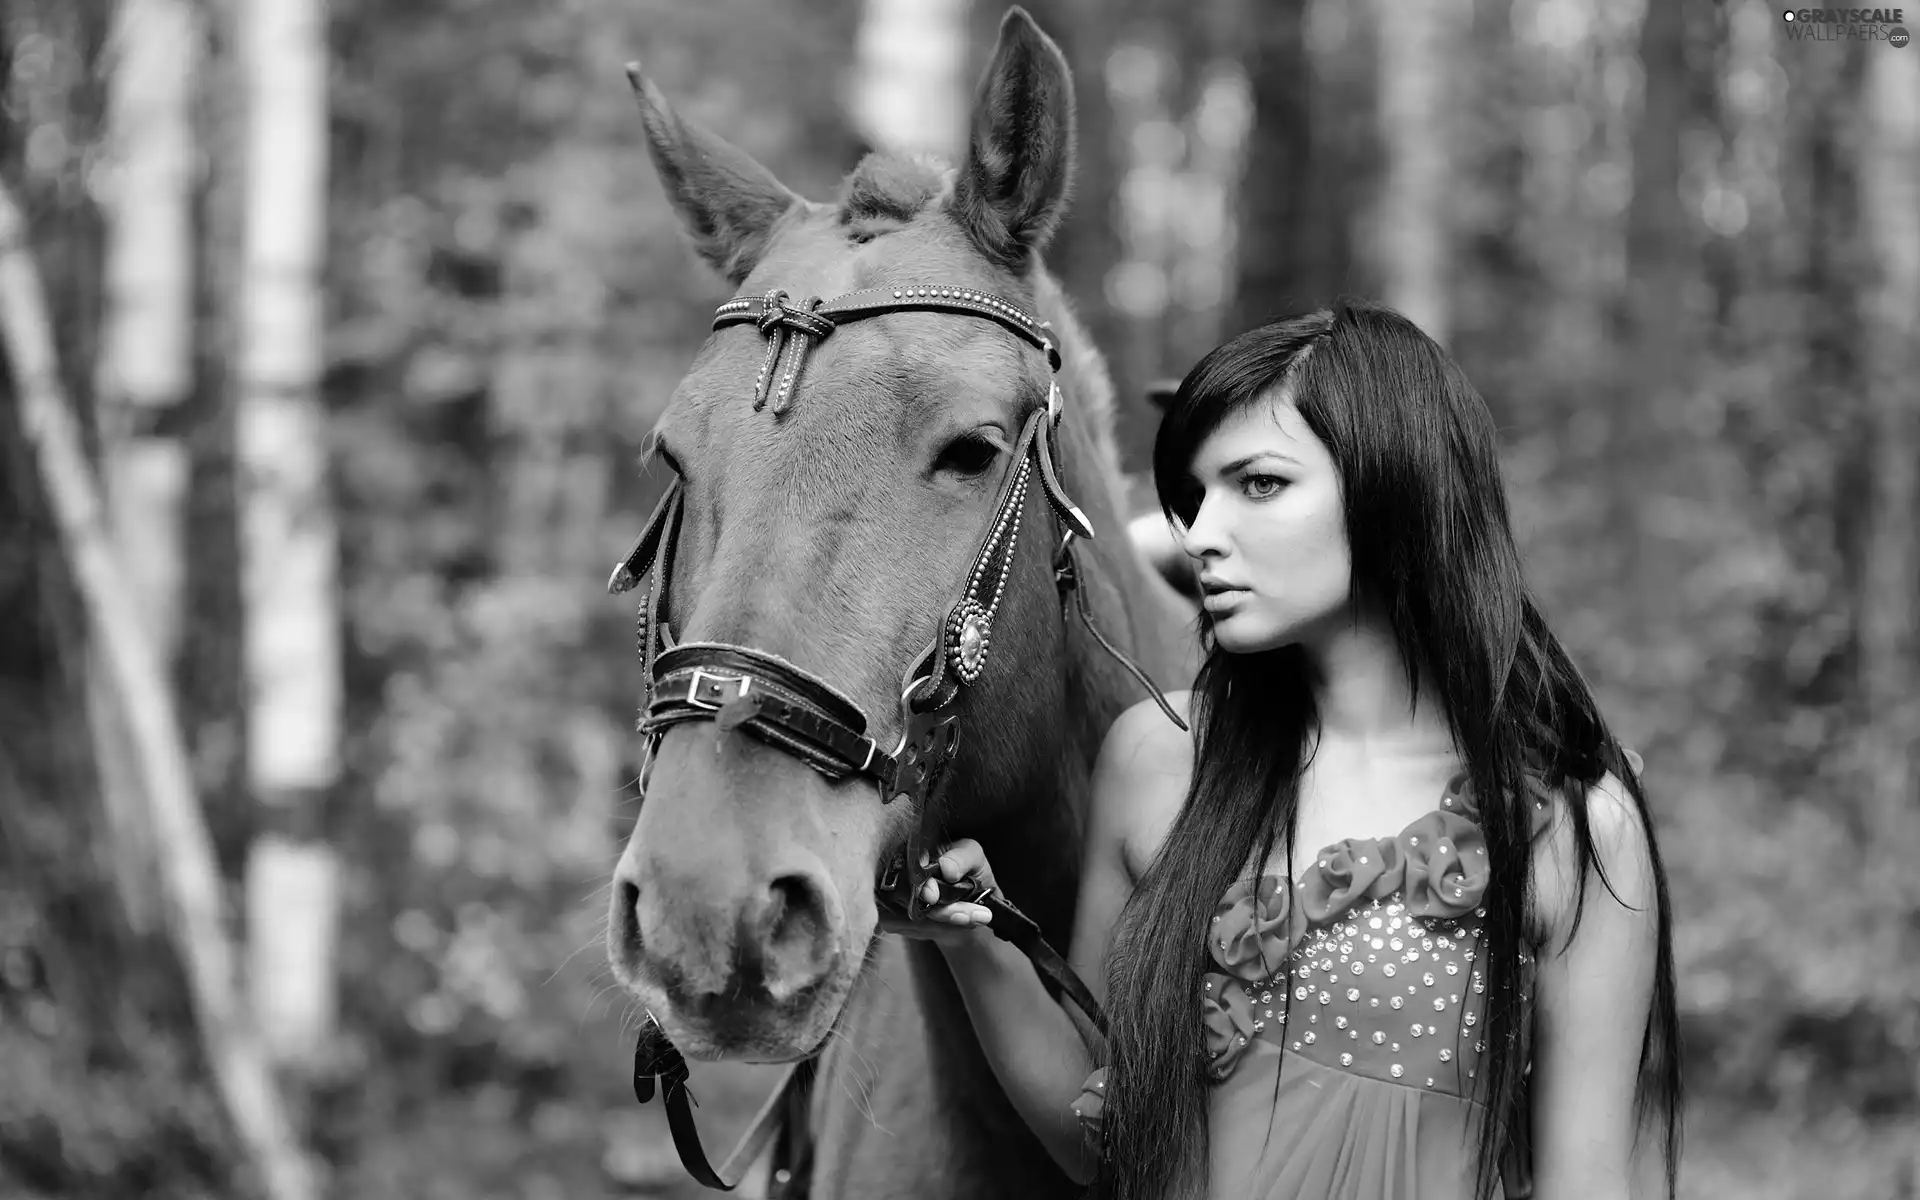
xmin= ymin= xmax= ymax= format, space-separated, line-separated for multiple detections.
xmin=1096 ymin=301 xmax=1682 ymax=1200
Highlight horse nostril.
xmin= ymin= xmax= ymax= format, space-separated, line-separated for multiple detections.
xmin=761 ymin=873 xmax=832 ymax=975
xmin=616 ymin=879 xmax=642 ymax=956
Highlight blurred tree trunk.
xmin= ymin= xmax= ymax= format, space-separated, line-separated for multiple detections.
xmin=1447 ymin=0 xmax=1532 ymax=426
xmin=1225 ymin=0 xmax=1353 ymax=332
xmin=1609 ymin=0 xmax=1695 ymax=679
xmin=1368 ymin=0 xmax=1453 ymax=342
xmin=1154 ymin=0 xmax=1249 ymax=423
xmin=88 ymin=0 xmax=203 ymax=935
xmin=1856 ymin=47 xmax=1919 ymax=842
xmin=181 ymin=0 xmax=251 ymax=879
xmin=853 ymin=0 xmax=969 ymax=158
xmin=1619 ymin=0 xmax=1688 ymax=391
xmin=0 ymin=178 xmax=318 ymax=1200
xmin=236 ymin=0 xmax=342 ymax=1069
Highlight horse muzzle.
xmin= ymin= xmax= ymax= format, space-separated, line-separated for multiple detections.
xmin=609 ymin=846 xmax=862 ymax=1060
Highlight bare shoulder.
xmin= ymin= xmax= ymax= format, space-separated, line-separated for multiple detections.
xmin=1092 ymin=690 xmax=1196 ymax=881
xmin=1532 ymin=770 xmax=1659 ymax=950
xmin=1099 ymin=690 xmax=1195 ymax=777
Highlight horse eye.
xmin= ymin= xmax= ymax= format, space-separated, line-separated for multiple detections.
xmin=935 ymin=434 xmax=1002 ymax=478
xmin=646 ymin=435 xmax=684 ymax=478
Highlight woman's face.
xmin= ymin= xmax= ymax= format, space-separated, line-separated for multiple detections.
xmin=1174 ymin=394 xmax=1351 ymax=654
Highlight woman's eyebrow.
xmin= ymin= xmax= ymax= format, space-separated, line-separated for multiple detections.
xmin=1213 ymin=451 xmax=1300 ymax=476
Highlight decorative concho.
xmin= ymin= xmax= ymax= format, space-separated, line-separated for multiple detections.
xmin=948 ymin=601 xmax=992 ymax=684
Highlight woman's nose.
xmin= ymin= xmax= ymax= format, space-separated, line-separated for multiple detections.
xmin=1175 ymin=503 xmax=1228 ymax=561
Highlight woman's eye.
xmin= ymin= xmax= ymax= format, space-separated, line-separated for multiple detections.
xmin=1242 ymin=474 xmax=1286 ymax=499
xmin=935 ymin=434 xmax=1002 ymax=477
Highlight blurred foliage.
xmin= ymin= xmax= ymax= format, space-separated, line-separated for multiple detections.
xmin=2 ymin=0 xmax=1917 ymax=1197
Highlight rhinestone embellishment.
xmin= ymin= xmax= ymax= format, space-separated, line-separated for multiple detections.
xmin=1200 ymin=833 xmax=1506 ymax=1093
xmin=951 ymin=604 xmax=991 ymax=681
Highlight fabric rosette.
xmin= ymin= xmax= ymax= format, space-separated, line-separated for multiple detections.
xmin=1200 ymin=970 xmax=1261 ymax=1081
xmin=1209 ymin=873 xmax=1309 ymax=983
xmin=1397 ymin=809 xmax=1491 ymax=917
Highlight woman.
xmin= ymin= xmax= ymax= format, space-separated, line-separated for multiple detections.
xmin=884 ymin=301 xmax=1682 ymax=1200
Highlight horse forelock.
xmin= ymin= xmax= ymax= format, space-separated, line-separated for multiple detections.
xmin=837 ymin=151 xmax=954 ymax=232
xmin=821 ymin=151 xmax=1128 ymax=493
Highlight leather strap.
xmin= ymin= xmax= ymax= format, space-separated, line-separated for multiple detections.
xmin=714 ymin=284 xmax=1061 ymax=370
xmin=634 ymin=1021 xmax=811 ymax=1192
xmin=1054 ymin=538 xmax=1188 ymax=732
xmin=980 ymin=893 xmax=1107 ymax=1036
xmin=645 ymin=645 xmax=898 ymax=791
xmin=608 ymin=480 xmax=682 ymax=597
xmin=873 ymin=862 xmax=1109 ymax=1035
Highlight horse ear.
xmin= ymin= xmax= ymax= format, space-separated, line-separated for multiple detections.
xmin=949 ymin=8 xmax=1076 ymax=272
xmin=625 ymin=62 xmax=802 ymax=285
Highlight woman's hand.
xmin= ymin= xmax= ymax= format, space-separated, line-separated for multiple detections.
xmin=876 ymin=838 xmax=998 ymax=945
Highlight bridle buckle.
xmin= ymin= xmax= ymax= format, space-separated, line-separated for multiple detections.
xmin=685 ymin=668 xmax=753 ymax=711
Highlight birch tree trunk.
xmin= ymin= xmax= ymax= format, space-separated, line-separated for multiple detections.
xmin=850 ymin=0 xmax=970 ymax=159
xmin=1370 ymin=0 xmax=1455 ymax=342
xmin=1225 ymin=0 xmax=1333 ymax=330
xmin=1610 ymin=0 xmax=1695 ymax=686
xmin=0 ymin=178 xmax=318 ymax=1200
xmin=89 ymin=0 xmax=202 ymax=934
xmin=237 ymin=0 xmax=342 ymax=1068
xmin=1856 ymin=38 xmax=1920 ymax=859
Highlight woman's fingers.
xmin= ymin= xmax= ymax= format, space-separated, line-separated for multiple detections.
xmin=913 ymin=879 xmax=994 ymax=925
xmin=877 ymin=902 xmax=991 ymax=941
xmin=918 ymin=837 xmax=988 ymax=882
xmin=911 ymin=838 xmax=995 ymax=925
xmin=929 ymin=839 xmax=998 ymax=889
xmin=939 ymin=841 xmax=980 ymax=883
xmin=931 ymin=901 xmax=993 ymax=925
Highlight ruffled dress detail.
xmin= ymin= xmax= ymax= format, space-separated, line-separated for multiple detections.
xmin=1075 ymin=774 xmax=1553 ymax=1200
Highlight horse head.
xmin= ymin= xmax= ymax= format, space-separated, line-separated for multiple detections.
xmin=607 ymin=8 xmax=1188 ymax=1070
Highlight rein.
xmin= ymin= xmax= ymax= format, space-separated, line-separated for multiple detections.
xmin=610 ymin=281 xmax=1185 ymax=1194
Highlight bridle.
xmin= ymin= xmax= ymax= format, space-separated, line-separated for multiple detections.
xmin=609 ymin=282 xmax=1186 ymax=1194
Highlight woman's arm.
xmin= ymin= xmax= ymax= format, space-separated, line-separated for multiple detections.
xmin=1527 ymin=773 xmax=1666 ymax=1199
xmin=893 ymin=696 xmax=1190 ymax=1184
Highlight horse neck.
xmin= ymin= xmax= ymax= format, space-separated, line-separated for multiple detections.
xmin=1034 ymin=271 xmax=1196 ymax=718
xmin=959 ymin=272 xmax=1194 ymax=939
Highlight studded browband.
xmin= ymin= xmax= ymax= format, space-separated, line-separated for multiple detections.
xmin=712 ymin=285 xmax=1065 ymax=414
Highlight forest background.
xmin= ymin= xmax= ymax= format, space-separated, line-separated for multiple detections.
xmin=1 ymin=0 xmax=1917 ymax=1197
